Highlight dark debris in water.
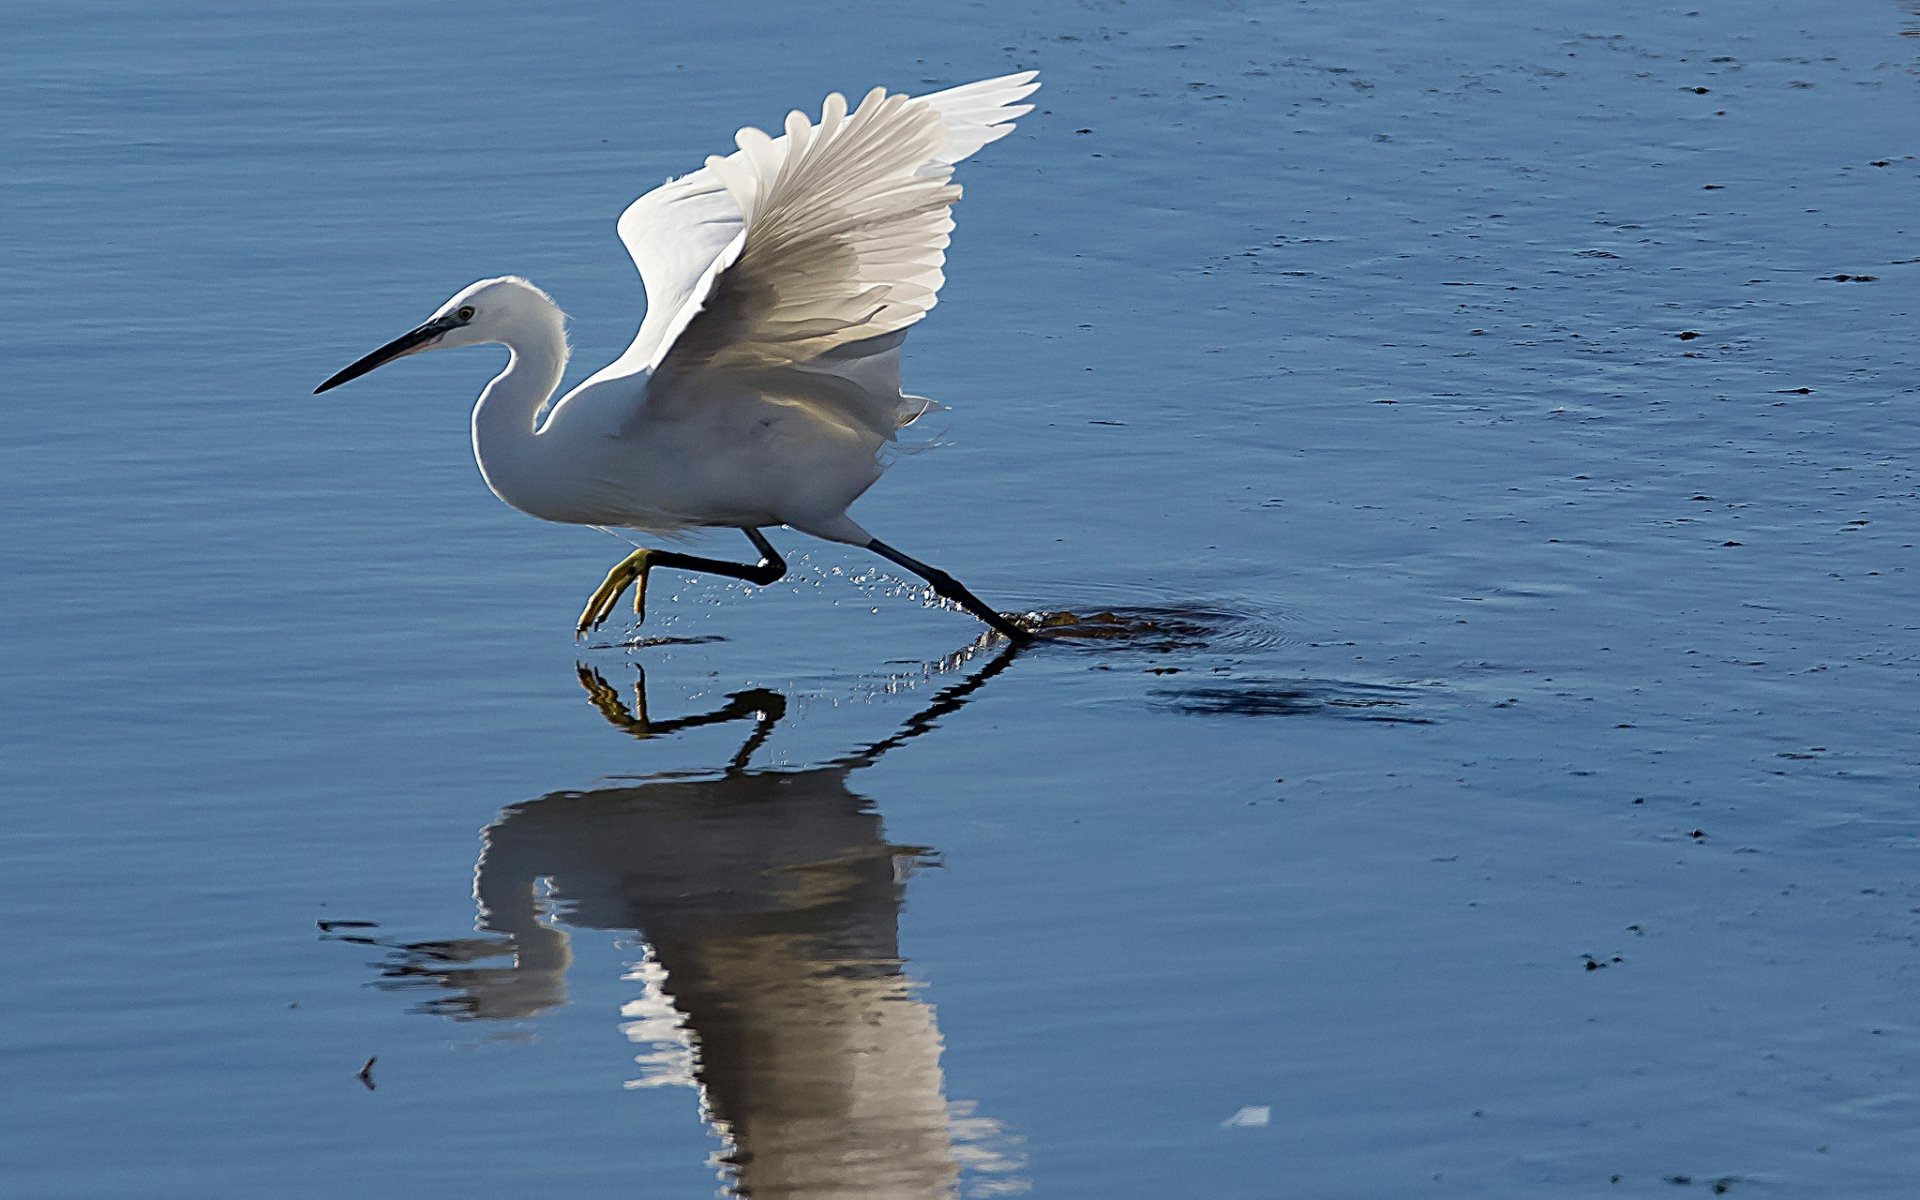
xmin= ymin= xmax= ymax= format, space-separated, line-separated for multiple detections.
xmin=1662 ymin=1176 xmax=1740 ymax=1194
xmin=1031 ymin=608 xmax=1215 ymax=651
xmin=1030 ymin=606 xmax=1294 ymax=653
xmin=1037 ymin=609 xmax=1164 ymax=635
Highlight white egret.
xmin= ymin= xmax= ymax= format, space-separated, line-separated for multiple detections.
xmin=316 ymin=72 xmax=1039 ymax=642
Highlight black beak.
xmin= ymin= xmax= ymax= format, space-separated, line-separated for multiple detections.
xmin=314 ymin=314 xmax=464 ymax=394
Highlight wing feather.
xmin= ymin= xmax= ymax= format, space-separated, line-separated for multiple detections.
xmin=663 ymin=86 xmax=958 ymax=372
xmin=569 ymin=71 xmax=1038 ymax=400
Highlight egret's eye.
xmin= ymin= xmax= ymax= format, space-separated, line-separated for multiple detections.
xmin=456 ymin=305 xmax=476 ymax=321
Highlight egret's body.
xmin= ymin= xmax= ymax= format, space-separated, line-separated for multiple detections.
xmin=317 ymin=73 xmax=1039 ymax=640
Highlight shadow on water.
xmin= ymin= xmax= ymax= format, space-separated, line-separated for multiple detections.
xmin=1154 ymin=680 xmax=1435 ymax=724
xmin=327 ymin=640 xmax=1027 ymax=1199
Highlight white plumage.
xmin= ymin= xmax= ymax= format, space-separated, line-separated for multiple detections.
xmin=316 ymin=72 xmax=1040 ymax=641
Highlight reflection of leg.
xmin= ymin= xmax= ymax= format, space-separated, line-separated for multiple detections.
xmin=866 ymin=537 xmax=1030 ymax=642
xmin=845 ymin=635 xmax=1027 ymax=766
xmin=576 ymin=664 xmax=787 ymax=758
xmin=576 ymin=528 xmax=789 ymax=636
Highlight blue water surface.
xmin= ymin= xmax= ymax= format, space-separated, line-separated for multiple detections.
xmin=3 ymin=1 xmax=1918 ymax=1196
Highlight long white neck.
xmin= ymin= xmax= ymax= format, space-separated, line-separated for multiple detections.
xmin=471 ymin=313 xmax=570 ymax=520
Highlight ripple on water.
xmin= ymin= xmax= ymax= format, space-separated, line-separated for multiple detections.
xmin=592 ymin=633 xmax=729 ymax=650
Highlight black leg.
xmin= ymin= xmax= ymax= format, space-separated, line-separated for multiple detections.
xmin=867 ymin=538 xmax=1030 ymax=642
xmin=645 ymin=527 xmax=787 ymax=587
xmin=577 ymin=527 xmax=787 ymax=635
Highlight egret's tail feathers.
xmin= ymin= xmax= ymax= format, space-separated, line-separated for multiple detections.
xmin=898 ymin=392 xmax=939 ymax=428
xmin=738 ymin=329 xmax=927 ymax=443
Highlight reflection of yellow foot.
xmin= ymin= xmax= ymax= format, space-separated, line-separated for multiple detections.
xmin=575 ymin=664 xmax=625 ymax=722
xmin=576 ymin=549 xmax=652 ymax=637
xmin=575 ymin=663 xmax=652 ymax=734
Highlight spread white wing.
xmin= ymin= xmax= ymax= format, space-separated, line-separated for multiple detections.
xmin=565 ymin=72 xmax=1038 ymax=429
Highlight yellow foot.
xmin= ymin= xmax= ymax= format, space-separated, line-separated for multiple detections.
xmin=576 ymin=549 xmax=653 ymax=638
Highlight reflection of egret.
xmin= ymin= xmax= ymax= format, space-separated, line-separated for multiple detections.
xmin=360 ymin=642 xmax=1026 ymax=1198
xmin=313 ymin=74 xmax=1039 ymax=642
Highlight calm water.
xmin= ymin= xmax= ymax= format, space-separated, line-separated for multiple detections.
xmin=5 ymin=1 xmax=1918 ymax=1195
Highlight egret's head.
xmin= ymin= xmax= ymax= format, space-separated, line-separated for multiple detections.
xmin=314 ymin=276 xmax=565 ymax=394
